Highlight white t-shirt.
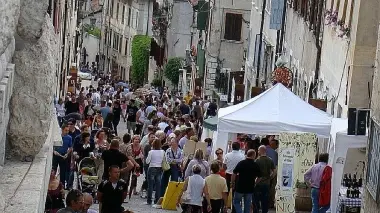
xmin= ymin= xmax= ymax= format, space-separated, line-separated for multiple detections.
xmin=92 ymin=92 xmax=101 ymax=106
xmin=158 ymin=122 xmax=169 ymax=131
xmin=146 ymin=150 xmax=165 ymax=167
xmin=223 ymin=150 xmax=245 ymax=174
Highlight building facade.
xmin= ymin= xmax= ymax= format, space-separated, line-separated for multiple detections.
xmin=362 ymin=4 xmax=380 ymax=212
xmin=101 ymin=0 xmax=153 ymax=81
xmin=317 ymin=0 xmax=379 ymax=118
xmin=204 ymin=0 xmax=251 ymax=101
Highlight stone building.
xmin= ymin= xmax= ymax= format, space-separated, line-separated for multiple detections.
xmin=362 ymin=7 xmax=380 ymax=213
xmin=203 ymin=0 xmax=251 ymax=100
xmin=0 ymin=0 xmax=73 ymax=212
xmin=166 ymin=0 xmax=193 ymax=59
xmin=101 ymin=0 xmax=152 ymax=80
xmin=317 ymin=0 xmax=379 ymax=118
xmin=245 ymin=1 xmax=324 ymax=102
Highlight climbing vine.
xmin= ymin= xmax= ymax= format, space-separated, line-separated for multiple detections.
xmin=131 ymin=35 xmax=151 ymax=85
xmin=164 ymin=57 xmax=184 ymax=85
xmin=83 ymin=24 xmax=101 ymax=38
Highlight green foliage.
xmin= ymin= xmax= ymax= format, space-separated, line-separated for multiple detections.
xmin=164 ymin=57 xmax=184 ymax=85
xmin=131 ymin=35 xmax=151 ymax=86
xmin=83 ymin=24 xmax=101 ymax=38
xmin=151 ymin=77 xmax=162 ymax=88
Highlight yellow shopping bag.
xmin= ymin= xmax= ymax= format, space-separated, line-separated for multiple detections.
xmin=227 ymin=190 xmax=232 ymax=208
xmin=162 ymin=181 xmax=184 ymax=210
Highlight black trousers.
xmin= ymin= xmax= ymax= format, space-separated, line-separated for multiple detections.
xmin=203 ymin=198 xmax=224 ymax=213
xmin=135 ymin=124 xmax=143 ymax=135
xmin=226 ymin=173 xmax=235 ymax=213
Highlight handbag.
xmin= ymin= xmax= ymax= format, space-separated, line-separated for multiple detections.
xmin=181 ymin=177 xmax=192 ymax=203
xmin=162 ymin=151 xmax=171 ymax=171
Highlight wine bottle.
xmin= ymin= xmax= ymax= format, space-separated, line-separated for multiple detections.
xmin=353 ymin=174 xmax=357 ymax=186
xmin=343 ymin=174 xmax=348 ymax=187
xmin=348 ymin=174 xmax=352 ymax=184
xmin=347 ymin=187 xmax=351 ymax=198
xmin=358 ymin=177 xmax=363 ymax=187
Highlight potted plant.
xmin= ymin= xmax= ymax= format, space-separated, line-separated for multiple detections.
xmin=295 ymin=180 xmax=312 ymax=211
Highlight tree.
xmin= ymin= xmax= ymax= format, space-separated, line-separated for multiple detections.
xmin=131 ymin=35 xmax=151 ymax=86
xmin=164 ymin=57 xmax=184 ymax=85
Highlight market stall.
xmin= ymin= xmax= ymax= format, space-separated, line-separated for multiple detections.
xmin=201 ymin=116 xmax=217 ymax=141
xmin=213 ymin=83 xmax=332 ymax=156
xmin=328 ymin=118 xmax=367 ymax=213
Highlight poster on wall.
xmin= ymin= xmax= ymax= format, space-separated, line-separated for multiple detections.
xmin=280 ymin=148 xmax=295 ymax=193
xmin=276 ymin=133 xmax=317 ymax=213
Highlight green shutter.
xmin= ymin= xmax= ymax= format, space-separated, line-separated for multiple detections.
xmin=196 ymin=1 xmax=209 ymax=30
xmin=196 ymin=44 xmax=205 ymax=77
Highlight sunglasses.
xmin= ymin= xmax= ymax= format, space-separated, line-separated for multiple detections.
xmin=216 ymin=152 xmax=223 ymax=155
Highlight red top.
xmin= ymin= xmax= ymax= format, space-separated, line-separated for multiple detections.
xmin=319 ymin=165 xmax=332 ymax=207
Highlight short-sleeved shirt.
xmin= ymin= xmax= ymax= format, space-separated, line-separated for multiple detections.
xmin=126 ymin=105 xmax=138 ymax=122
xmin=223 ymin=150 xmax=245 ymax=174
xmin=101 ymin=149 xmax=128 ymax=179
xmin=266 ymin=146 xmax=278 ymax=167
xmin=233 ymin=158 xmax=261 ymax=194
xmin=205 ymin=174 xmax=228 ymax=200
xmin=98 ymin=179 xmax=128 ymax=213
xmin=255 ymin=156 xmax=275 ymax=185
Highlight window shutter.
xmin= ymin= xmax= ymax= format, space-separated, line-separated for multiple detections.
xmin=269 ymin=0 xmax=285 ymax=30
xmin=253 ymin=34 xmax=261 ymax=68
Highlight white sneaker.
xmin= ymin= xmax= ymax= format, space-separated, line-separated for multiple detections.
xmin=144 ymin=201 xmax=151 ymax=205
xmin=152 ymin=204 xmax=162 ymax=209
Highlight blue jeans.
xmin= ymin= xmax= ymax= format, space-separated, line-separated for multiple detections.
xmin=254 ymin=184 xmax=269 ymax=213
xmin=147 ymin=167 xmax=162 ymax=204
xmin=311 ymin=188 xmax=330 ymax=213
xmin=233 ymin=192 xmax=252 ymax=213
xmin=160 ymin=164 xmax=181 ymax=197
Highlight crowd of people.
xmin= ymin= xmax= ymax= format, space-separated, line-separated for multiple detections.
xmin=47 ymin=76 xmax=283 ymax=213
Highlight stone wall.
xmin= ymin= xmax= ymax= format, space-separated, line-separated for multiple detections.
xmin=361 ymin=19 xmax=380 ymax=213
xmin=7 ymin=0 xmax=58 ymax=160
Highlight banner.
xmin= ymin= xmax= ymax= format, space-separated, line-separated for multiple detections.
xmin=276 ymin=132 xmax=317 ymax=213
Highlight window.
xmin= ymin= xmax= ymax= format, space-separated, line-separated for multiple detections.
xmin=348 ymin=0 xmax=354 ymax=27
xmin=104 ymin=27 xmax=108 ymax=46
xmin=113 ymin=33 xmax=119 ymax=50
xmin=107 ymin=0 xmax=111 ymax=15
xmin=90 ymin=18 xmax=96 ymax=26
xmin=108 ymin=30 xmax=112 ymax=46
xmin=341 ymin=0 xmax=348 ymax=23
xmin=335 ymin=0 xmax=341 ymax=12
xmin=124 ymin=38 xmax=129 ymax=55
xmin=119 ymin=37 xmax=123 ymax=53
xmin=122 ymin=5 xmax=125 ymax=24
xmin=224 ymin=13 xmax=242 ymax=41
xmin=330 ymin=0 xmax=335 ymax=10
xmin=128 ymin=7 xmax=131 ymax=26
xmin=116 ymin=2 xmax=119 ymax=20
xmin=136 ymin=11 xmax=139 ymax=29
xmin=129 ymin=37 xmax=132 ymax=56
xmin=110 ymin=0 xmax=114 ymax=17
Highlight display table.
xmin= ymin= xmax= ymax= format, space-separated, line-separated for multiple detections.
xmin=336 ymin=187 xmax=362 ymax=213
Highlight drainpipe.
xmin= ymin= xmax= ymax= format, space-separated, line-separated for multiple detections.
xmin=255 ymin=0 xmax=267 ymax=86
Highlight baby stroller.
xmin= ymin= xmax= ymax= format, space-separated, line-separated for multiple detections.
xmin=77 ymin=157 xmax=99 ymax=201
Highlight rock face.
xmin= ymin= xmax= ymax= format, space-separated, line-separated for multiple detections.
xmin=0 ymin=0 xmax=20 ymax=56
xmin=17 ymin=0 xmax=48 ymax=42
xmin=7 ymin=12 xmax=57 ymax=159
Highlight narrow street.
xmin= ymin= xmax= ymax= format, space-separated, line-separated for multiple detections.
xmin=89 ymin=120 xmax=181 ymax=213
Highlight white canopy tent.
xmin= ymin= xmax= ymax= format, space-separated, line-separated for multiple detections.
xmin=328 ymin=118 xmax=367 ymax=213
xmin=213 ymin=83 xmax=332 ymax=155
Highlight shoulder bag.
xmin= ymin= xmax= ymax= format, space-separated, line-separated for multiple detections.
xmin=162 ymin=150 xmax=171 ymax=171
